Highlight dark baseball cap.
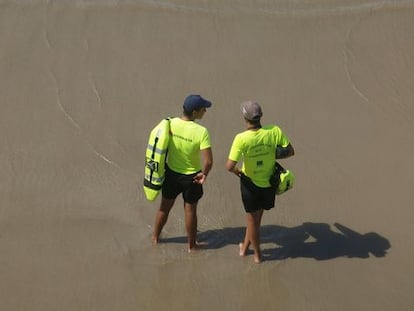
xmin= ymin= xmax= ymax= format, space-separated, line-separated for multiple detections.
xmin=183 ymin=94 xmax=212 ymax=112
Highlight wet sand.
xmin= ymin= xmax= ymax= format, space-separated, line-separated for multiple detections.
xmin=1 ymin=1 xmax=414 ymax=310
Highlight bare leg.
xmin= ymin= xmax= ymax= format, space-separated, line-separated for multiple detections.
xmin=242 ymin=209 xmax=264 ymax=263
xmin=184 ymin=201 xmax=199 ymax=252
xmin=152 ymin=197 xmax=175 ymax=244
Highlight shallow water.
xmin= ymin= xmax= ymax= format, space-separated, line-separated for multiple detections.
xmin=1 ymin=1 xmax=413 ymax=310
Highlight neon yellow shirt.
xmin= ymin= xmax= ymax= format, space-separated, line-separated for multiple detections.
xmin=167 ymin=117 xmax=211 ymax=174
xmin=228 ymin=125 xmax=290 ymax=187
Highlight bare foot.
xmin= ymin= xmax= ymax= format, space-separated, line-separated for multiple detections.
xmin=239 ymin=242 xmax=247 ymax=257
xmin=152 ymin=235 xmax=159 ymax=245
xmin=253 ymin=254 xmax=262 ymax=264
xmin=188 ymin=241 xmax=208 ymax=253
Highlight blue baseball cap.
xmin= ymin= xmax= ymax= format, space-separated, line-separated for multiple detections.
xmin=183 ymin=94 xmax=212 ymax=112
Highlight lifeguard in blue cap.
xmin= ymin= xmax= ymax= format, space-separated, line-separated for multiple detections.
xmin=152 ymin=94 xmax=213 ymax=253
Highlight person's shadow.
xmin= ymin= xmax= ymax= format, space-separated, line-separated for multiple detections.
xmin=162 ymin=222 xmax=391 ymax=260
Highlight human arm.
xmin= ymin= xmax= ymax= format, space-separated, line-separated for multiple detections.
xmin=226 ymin=134 xmax=243 ymax=177
xmin=193 ymin=147 xmax=213 ymax=184
xmin=226 ymin=159 xmax=242 ymax=177
xmin=276 ymin=143 xmax=295 ymax=159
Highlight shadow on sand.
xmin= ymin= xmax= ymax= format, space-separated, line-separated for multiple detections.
xmin=161 ymin=222 xmax=391 ymax=261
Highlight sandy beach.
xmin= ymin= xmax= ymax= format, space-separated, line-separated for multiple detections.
xmin=1 ymin=0 xmax=414 ymax=310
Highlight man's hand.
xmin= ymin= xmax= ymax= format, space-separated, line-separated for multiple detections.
xmin=193 ymin=172 xmax=207 ymax=184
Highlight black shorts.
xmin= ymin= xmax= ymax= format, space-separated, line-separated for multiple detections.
xmin=240 ymin=174 xmax=276 ymax=213
xmin=162 ymin=166 xmax=203 ymax=204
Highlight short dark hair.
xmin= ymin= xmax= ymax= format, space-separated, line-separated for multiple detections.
xmin=245 ymin=117 xmax=261 ymax=129
xmin=183 ymin=108 xmax=193 ymax=117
